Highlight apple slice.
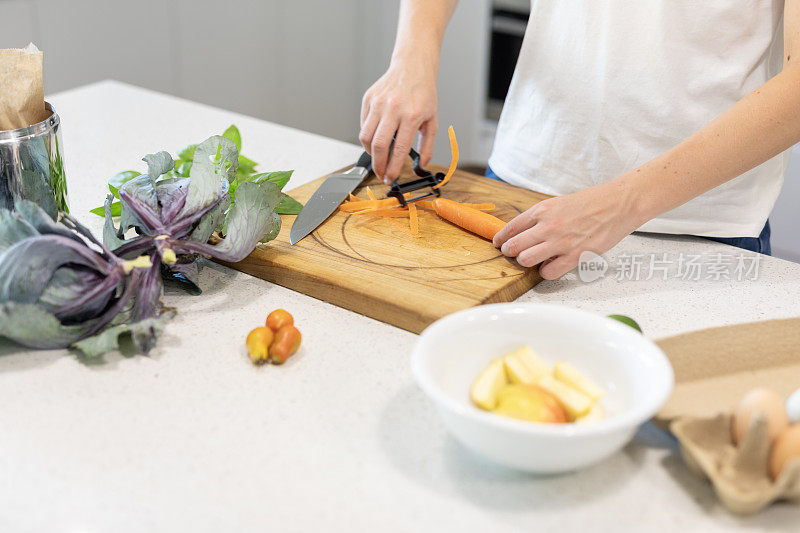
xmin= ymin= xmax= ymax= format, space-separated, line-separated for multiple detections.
xmin=502 ymin=346 xmax=551 ymax=384
xmin=494 ymin=384 xmax=568 ymax=423
xmin=576 ymin=402 xmax=605 ymax=423
xmin=537 ymin=375 xmax=593 ymax=419
xmin=554 ymin=361 xmax=606 ymax=401
xmin=470 ymin=358 xmax=507 ymax=410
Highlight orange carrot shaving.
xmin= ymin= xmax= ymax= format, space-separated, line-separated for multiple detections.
xmin=432 ymin=126 xmax=459 ymax=190
xmin=432 ymin=198 xmax=506 ymax=240
xmin=409 ymin=203 xmax=419 ymax=237
xmin=349 ymin=193 xmax=359 ymax=202
xmin=339 ymin=190 xmax=423 ymax=211
xmin=366 ymin=187 xmax=377 ymax=201
xmin=339 ymin=198 xmax=401 ymax=211
xmin=353 ymin=208 xmax=410 ymax=218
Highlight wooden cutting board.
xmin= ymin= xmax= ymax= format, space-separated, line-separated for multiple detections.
xmin=218 ymin=164 xmax=549 ymax=333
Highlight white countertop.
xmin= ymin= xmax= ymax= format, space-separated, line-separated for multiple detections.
xmin=2 ymin=81 xmax=799 ymax=532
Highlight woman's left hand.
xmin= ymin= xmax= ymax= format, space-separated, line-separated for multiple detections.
xmin=493 ymin=181 xmax=646 ymax=280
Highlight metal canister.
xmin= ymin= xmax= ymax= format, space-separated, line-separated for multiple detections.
xmin=0 ymin=102 xmax=68 ymax=219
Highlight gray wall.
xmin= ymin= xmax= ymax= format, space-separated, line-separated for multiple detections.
xmin=0 ymin=0 xmax=490 ymax=161
xmin=1 ymin=0 xmax=367 ymax=141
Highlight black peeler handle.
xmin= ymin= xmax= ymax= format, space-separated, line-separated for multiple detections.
xmin=385 ymin=145 xmax=446 ymax=207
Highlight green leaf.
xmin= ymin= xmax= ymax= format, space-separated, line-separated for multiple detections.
xmin=108 ymin=171 xmax=141 ymax=198
xmin=275 ymin=194 xmax=303 ymax=215
xmin=142 ymin=151 xmax=175 ymax=184
xmin=190 ymin=194 xmax=230 ymax=244
xmin=117 ymin=175 xmax=159 ymax=237
xmin=13 ymin=199 xmax=82 ymax=246
xmin=223 ymin=125 xmax=242 ymax=152
xmin=178 ymin=144 xmax=197 ymax=162
xmin=203 ymin=180 xmax=283 ymax=261
xmin=0 ymin=302 xmax=89 ymax=349
xmin=238 ymin=154 xmax=257 ymax=173
xmin=174 ymin=161 xmax=192 ymax=177
xmin=228 ymin=176 xmax=240 ymax=198
xmin=180 ymin=136 xmax=237 ymax=218
xmin=607 ymin=314 xmax=642 ymax=333
xmin=259 ymin=211 xmax=282 ymax=243
xmin=102 ymin=195 xmax=125 ymax=249
xmin=235 ymin=170 xmax=254 ymax=183
xmin=0 ymin=209 xmax=38 ymax=252
xmin=251 ymin=170 xmax=293 ymax=190
xmin=72 ymin=311 xmax=176 ymax=358
xmin=38 ymin=266 xmax=106 ymax=318
xmin=90 ymin=201 xmax=122 ymax=218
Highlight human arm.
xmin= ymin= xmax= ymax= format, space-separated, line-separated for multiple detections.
xmin=359 ymin=0 xmax=458 ymax=183
xmin=494 ymin=1 xmax=800 ymax=279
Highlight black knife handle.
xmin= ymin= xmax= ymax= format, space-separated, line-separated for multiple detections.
xmin=356 ymin=151 xmax=372 ymax=172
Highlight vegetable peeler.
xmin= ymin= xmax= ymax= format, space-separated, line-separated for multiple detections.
xmin=385 ymin=147 xmax=446 ymax=207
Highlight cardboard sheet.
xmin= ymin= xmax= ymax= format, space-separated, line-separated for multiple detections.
xmin=655 ymin=317 xmax=800 ymax=425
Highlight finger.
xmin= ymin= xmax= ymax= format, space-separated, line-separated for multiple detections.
xmin=359 ymin=105 xmax=381 ymax=152
xmin=384 ymin=120 xmax=418 ymax=183
xmin=418 ymin=118 xmax=438 ymax=166
xmin=538 ymin=253 xmax=579 ymax=280
xmin=360 ymin=91 xmax=372 ymax=127
xmin=499 ymin=226 xmax=544 ymax=258
xmin=516 ymin=242 xmax=556 ymax=268
xmin=493 ymin=207 xmax=539 ymax=249
xmin=371 ymin=116 xmax=399 ymax=180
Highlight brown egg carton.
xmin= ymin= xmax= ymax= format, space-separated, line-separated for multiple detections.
xmin=671 ymin=412 xmax=800 ymax=514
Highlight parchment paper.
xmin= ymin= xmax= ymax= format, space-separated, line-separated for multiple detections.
xmin=0 ymin=43 xmax=47 ymax=131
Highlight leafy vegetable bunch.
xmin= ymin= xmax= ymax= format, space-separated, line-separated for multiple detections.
xmin=0 ymin=128 xmax=295 ymax=358
xmin=0 ymin=198 xmax=168 ymax=356
xmin=101 ymin=133 xmax=291 ymax=330
xmin=92 ymin=125 xmax=301 ymax=219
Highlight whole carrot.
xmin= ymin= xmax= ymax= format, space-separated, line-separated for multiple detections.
xmin=433 ymin=198 xmax=506 ymax=240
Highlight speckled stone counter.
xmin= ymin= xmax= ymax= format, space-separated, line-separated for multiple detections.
xmin=1 ymin=81 xmax=799 ymax=532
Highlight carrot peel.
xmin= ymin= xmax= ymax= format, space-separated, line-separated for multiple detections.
xmin=339 ymin=198 xmax=401 ymax=211
xmin=433 ymin=126 xmax=459 ymax=190
xmin=353 ymin=208 xmax=410 ymax=218
xmin=409 ymin=203 xmax=419 ymax=237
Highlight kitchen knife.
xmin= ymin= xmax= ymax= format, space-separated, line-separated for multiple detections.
xmin=289 ymin=151 xmax=372 ymax=245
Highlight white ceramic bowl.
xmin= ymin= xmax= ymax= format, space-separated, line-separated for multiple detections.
xmin=411 ymin=303 xmax=674 ymax=473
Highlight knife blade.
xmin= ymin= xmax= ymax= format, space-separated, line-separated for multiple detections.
xmin=289 ymin=151 xmax=372 ymax=245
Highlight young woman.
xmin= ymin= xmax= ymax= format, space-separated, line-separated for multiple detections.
xmin=359 ymin=1 xmax=798 ymax=279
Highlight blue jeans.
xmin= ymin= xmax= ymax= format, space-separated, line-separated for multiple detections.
xmin=485 ymin=166 xmax=771 ymax=255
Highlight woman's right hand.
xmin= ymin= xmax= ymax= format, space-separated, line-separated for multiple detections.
xmin=359 ymin=60 xmax=438 ymax=184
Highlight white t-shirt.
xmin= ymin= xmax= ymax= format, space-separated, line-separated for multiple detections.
xmin=489 ymin=0 xmax=789 ymax=238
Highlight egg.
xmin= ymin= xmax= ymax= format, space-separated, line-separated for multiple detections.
xmin=731 ymin=388 xmax=789 ymax=445
xmin=786 ymin=387 xmax=800 ymax=424
xmin=770 ymin=424 xmax=800 ymax=480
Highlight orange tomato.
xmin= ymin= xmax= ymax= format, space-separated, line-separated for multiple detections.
xmin=266 ymin=309 xmax=294 ymax=332
xmin=269 ymin=325 xmax=302 ymax=364
xmin=246 ymin=326 xmax=274 ymax=364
